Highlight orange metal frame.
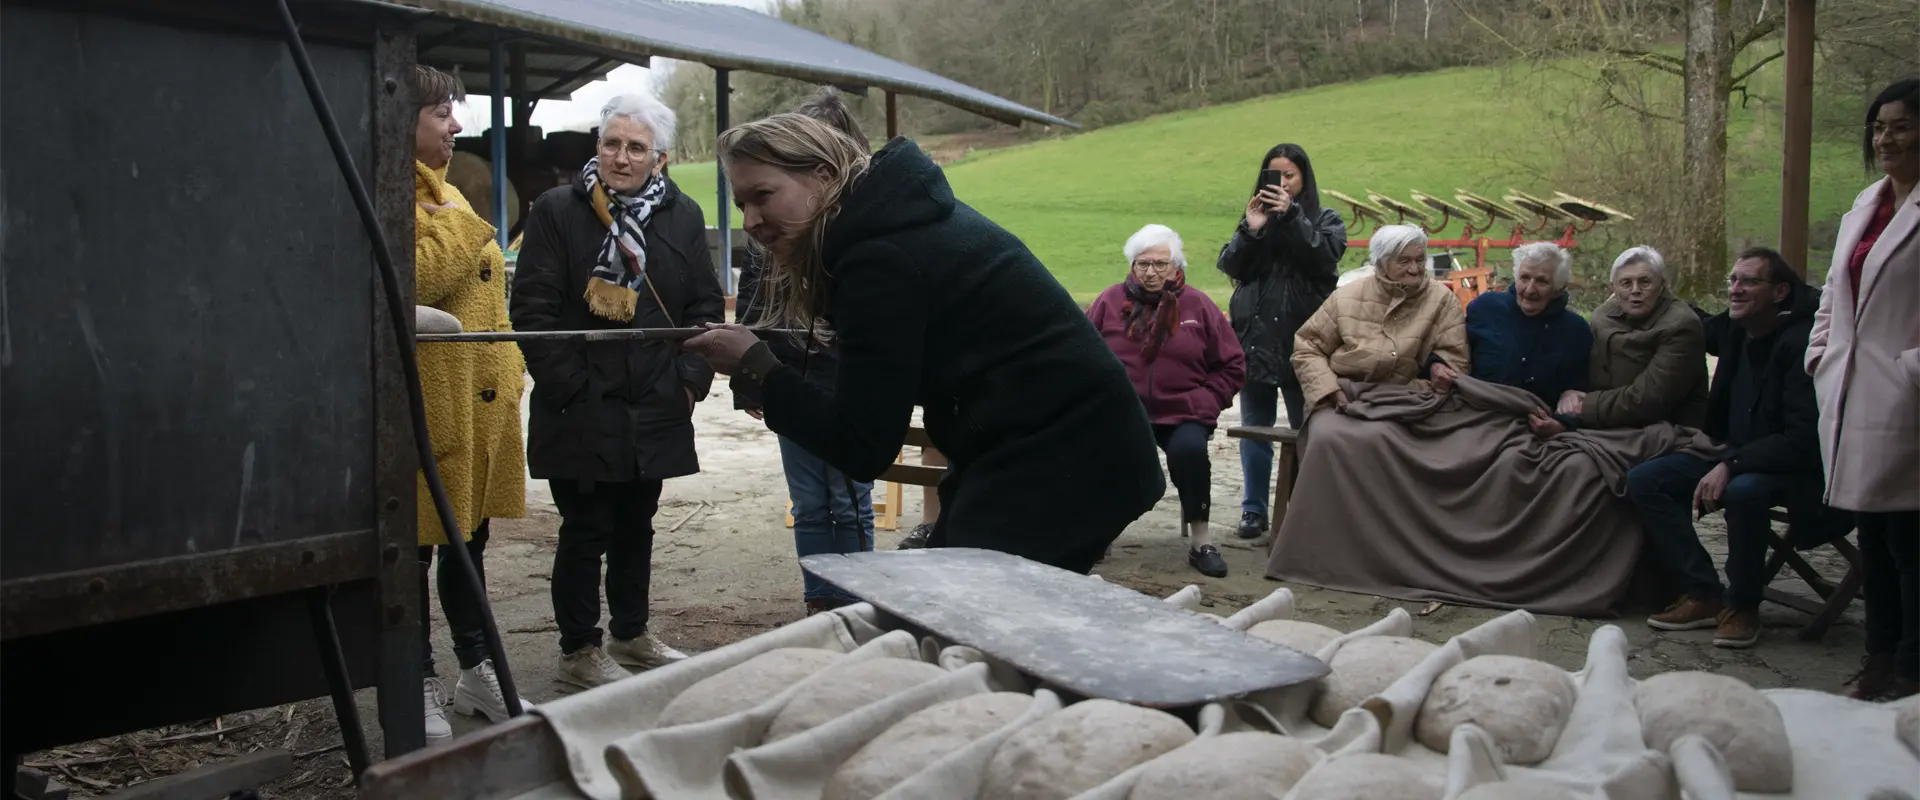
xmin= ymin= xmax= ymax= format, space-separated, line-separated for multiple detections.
xmin=1343 ymin=205 xmax=1601 ymax=307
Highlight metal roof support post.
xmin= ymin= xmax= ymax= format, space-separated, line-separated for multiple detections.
xmin=1778 ymin=0 xmax=1815 ymax=276
xmin=716 ymin=67 xmax=733 ymax=296
xmin=886 ymin=90 xmax=898 ymax=140
xmin=490 ymin=34 xmax=509 ymax=249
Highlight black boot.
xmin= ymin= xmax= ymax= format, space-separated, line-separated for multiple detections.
xmin=1235 ymin=511 xmax=1268 ymax=540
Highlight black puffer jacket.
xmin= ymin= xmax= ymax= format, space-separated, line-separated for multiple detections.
xmin=1216 ymin=205 xmax=1347 ymax=386
xmin=736 ymin=139 xmax=1165 ymax=573
xmin=510 ymin=174 xmax=726 ymax=484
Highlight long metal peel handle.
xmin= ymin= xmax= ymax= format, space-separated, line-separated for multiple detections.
xmin=414 ymin=327 xmax=805 ymax=343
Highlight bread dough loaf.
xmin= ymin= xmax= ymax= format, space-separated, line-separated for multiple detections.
xmin=1310 ymin=636 xmax=1437 ymax=727
xmin=982 ymin=699 xmax=1194 ymax=800
xmin=1246 ymin=620 xmax=1343 ymax=659
xmin=1286 ymin=753 xmax=1443 ymax=800
xmin=1635 ymin=671 xmax=1792 ymax=792
xmin=1455 ymin=778 xmax=1583 ymax=800
xmin=655 ymin=648 xmax=841 ymax=728
xmin=764 ymin=657 xmax=948 ymax=743
xmin=1414 ymin=654 xmax=1577 ymax=764
xmin=1127 ymin=731 xmax=1319 ymax=800
xmin=1895 ymin=694 xmax=1920 ymax=760
xmin=823 ymin=692 xmax=1032 ymax=800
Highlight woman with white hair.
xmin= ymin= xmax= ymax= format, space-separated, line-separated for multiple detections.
xmin=1290 ymin=224 xmax=1470 ymax=415
xmin=1464 ymin=242 xmax=1593 ymax=436
xmin=1556 ymin=246 xmax=1708 ymax=429
xmin=510 ymin=92 xmax=725 ymax=689
xmin=1087 ymin=225 xmax=1246 ymax=577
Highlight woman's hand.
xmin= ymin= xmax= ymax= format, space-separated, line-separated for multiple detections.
xmin=1556 ymin=390 xmax=1585 ymax=416
xmin=1430 ymin=363 xmax=1458 ymax=394
xmin=745 ymin=408 xmax=765 ymax=420
xmin=682 ymin=323 xmax=761 ymax=376
xmin=418 ymin=200 xmax=461 ymax=214
xmin=1527 ymin=410 xmax=1566 ymax=438
xmin=1330 ymin=389 xmax=1350 ymax=410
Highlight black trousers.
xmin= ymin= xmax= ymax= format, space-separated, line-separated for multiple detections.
xmin=1859 ymin=510 xmax=1920 ymax=681
xmin=549 ymin=479 xmax=662 ymax=654
xmin=420 ymin=520 xmax=490 ymax=673
xmin=1153 ymin=422 xmax=1213 ymax=524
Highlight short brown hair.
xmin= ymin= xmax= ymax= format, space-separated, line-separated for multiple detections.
xmin=795 ymin=88 xmax=868 ymax=152
xmin=411 ymin=65 xmax=465 ymax=109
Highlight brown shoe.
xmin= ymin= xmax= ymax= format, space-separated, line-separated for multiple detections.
xmin=1648 ymin=596 xmax=1725 ymax=631
xmin=1844 ymin=654 xmax=1898 ymax=700
xmin=1712 ymin=608 xmax=1761 ymax=649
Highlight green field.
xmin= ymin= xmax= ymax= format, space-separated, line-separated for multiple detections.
xmin=673 ymin=64 xmax=1865 ymax=303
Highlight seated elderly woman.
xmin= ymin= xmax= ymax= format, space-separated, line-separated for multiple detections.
xmin=1266 ymin=235 xmax=1717 ymax=616
xmin=1291 ymin=224 xmax=1470 ymax=414
xmin=1556 ymin=246 xmax=1709 ymax=429
xmin=1464 ymin=242 xmax=1593 ymax=436
xmin=1087 ymin=224 xmax=1245 ymax=578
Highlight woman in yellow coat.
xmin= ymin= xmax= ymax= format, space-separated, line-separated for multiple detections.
xmin=410 ymin=66 xmax=528 ymax=740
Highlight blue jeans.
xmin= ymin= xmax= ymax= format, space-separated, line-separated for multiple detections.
xmin=1625 ymin=453 xmax=1798 ymax=610
xmin=780 ymin=436 xmax=875 ymax=602
xmin=1238 ymin=379 xmax=1303 ymax=516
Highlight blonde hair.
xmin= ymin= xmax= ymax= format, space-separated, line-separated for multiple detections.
xmin=719 ymin=113 xmax=871 ymax=339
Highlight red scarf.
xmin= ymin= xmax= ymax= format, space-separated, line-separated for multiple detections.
xmin=1122 ymin=269 xmax=1186 ymax=362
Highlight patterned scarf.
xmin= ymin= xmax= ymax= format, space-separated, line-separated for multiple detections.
xmin=580 ymin=157 xmax=668 ymax=322
xmin=1122 ymin=269 xmax=1186 ymax=362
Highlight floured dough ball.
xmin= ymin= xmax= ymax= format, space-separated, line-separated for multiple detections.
xmin=656 ymin=647 xmax=841 ymax=728
xmin=1414 ymin=654 xmax=1577 ymax=764
xmin=764 ymin=657 xmax=948 ymax=743
xmin=1246 ymin=620 xmax=1343 ymax=659
xmin=983 ymin=699 xmax=1194 ymax=800
xmin=1128 ymin=731 xmax=1319 ymax=800
xmin=1309 ymin=636 xmax=1438 ymax=727
xmin=824 ymin=692 xmax=1032 ymax=800
xmin=1635 ymin=671 xmax=1792 ymax=792
xmin=1287 ymin=754 xmax=1443 ymax=800
xmin=1455 ymin=778 xmax=1583 ymax=800
xmin=1895 ymin=695 xmax=1920 ymax=760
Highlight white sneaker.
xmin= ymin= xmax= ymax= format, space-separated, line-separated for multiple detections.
xmin=557 ymin=646 xmax=631 ymax=690
xmin=452 ymin=659 xmax=534 ymax=722
xmin=424 ymin=677 xmax=452 ymax=743
xmin=607 ymin=632 xmax=689 ymax=670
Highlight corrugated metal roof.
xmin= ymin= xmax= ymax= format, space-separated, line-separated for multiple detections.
xmin=388 ymin=0 xmax=1075 ymax=128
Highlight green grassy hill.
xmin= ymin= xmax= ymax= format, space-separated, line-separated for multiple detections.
xmin=673 ymin=63 xmax=1865 ymax=303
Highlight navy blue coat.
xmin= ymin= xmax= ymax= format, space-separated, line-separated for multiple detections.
xmin=1465 ymin=287 xmax=1593 ymax=409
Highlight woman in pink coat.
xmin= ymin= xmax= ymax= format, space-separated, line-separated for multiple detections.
xmin=1088 ymin=224 xmax=1247 ymax=578
xmin=1809 ymin=78 xmax=1919 ymax=702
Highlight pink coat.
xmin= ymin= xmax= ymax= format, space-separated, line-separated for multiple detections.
xmin=1807 ymin=179 xmax=1920 ymax=512
xmin=1087 ymin=285 xmax=1246 ymax=427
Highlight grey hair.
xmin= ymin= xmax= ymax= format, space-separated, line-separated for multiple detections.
xmin=1367 ymin=224 xmax=1432 ymax=271
xmin=1610 ymin=245 xmax=1667 ymax=283
xmin=1512 ymin=242 xmax=1573 ymax=290
xmin=1123 ymin=224 xmax=1187 ymax=268
xmin=599 ymin=93 xmax=678 ymax=152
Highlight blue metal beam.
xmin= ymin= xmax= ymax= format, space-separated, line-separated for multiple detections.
xmin=489 ymin=35 xmax=509 ymax=249
xmin=715 ymin=67 xmax=732 ymax=297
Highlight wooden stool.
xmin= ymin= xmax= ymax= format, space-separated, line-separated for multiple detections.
xmin=1760 ymin=508 xmax=1862 ymax=641
xmin=1225 ymin=425 xmax=1300 ymax=554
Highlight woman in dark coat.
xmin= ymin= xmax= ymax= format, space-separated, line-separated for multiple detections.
xmin=685 ymin=115 xmax=1165 ymax=575
xmin=1216 ymin=143 xmax=1346 ymax=538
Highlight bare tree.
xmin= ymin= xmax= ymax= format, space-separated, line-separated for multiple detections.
xmin=1679 ymin=0 xmax=1732 ymax=299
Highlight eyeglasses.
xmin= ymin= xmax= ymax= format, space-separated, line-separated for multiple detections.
xmin=1133 ymin=259 xmax=1178 ymax=273
xmin=1612 ymin=276 xmax=1661 ymax=293
xmin=1726 ymin=274 xmax=1775 ymax=289
xmin=1869 ymin=120 xmax=1917 ymax=140
xmin=598 ymin=140 xmax=658 ymax=160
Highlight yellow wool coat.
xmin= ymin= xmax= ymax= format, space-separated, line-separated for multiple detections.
xmin=1291 ymin=271 xmax=1471 ymax=409
xmin=415 ymin=162 xmax=527 ymax=545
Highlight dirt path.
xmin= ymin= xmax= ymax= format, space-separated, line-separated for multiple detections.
xmin=27 ymin=382 xmax=1867 ymax=797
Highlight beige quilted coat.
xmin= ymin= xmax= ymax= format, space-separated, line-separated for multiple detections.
xmin=1292 ymin=271 xmax=1471 ymax=409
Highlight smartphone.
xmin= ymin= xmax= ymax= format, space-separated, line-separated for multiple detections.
xmin=1258 ymin=169 xmax=1290 ymax=208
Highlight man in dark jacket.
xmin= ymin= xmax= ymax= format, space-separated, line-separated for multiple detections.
xmin=1215 ymin=144 xmax=1346 ymax=538
xmin=1625 ymin=246 xmax=1835 ymax=650
xmin=510 ymin=94 xmax=725 ymax=689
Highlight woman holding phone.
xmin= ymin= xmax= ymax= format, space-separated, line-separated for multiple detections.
xmin=1216 ymin=143 xmax=1347 ymax=539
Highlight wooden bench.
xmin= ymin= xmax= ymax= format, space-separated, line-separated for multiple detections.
xmin=786 ymin=426 xmax=946 ymax=532
xmin=1225 ymin=425 xmax=1300 ymax=552
xmin=1760 ymin=507 xmax=1862 ymax=641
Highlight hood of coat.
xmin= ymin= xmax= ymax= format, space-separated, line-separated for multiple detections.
xmin=822 ymin=138 xmax=957 ymax=266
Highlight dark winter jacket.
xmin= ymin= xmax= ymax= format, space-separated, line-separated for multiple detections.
xmin=1086 ymin=283 xmax=1246 ymax=427
xmin=1697 ymin=283 xmax=1848 ymax=543
xmin=1216 ymin=206 xmax=1347 ymax=386
xmin=1464 ymin=286 xmax=1592 ymax=408
xmin=731 ymin=249 xmax=837 ymax=409
xmin=510 ymin=174 xmax=726 ymax=484
xmin=734 ymin=138 xmax=1166 ymax=573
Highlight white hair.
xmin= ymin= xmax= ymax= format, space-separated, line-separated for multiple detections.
xmin=1511 ymin=242 xmax=1573 ymax=290
xmin=1610 ymin=245 xmax=1667 ymax=283
xmin=599 ymin=93 xmax=678 ymax=152
xmin=1367 ymin=224 xmax=1432 ymax=271
xmin=1123 ymin=224 xmax=1187 ymax=268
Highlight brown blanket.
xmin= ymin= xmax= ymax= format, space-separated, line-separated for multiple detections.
xmin=1264 ymin=376 xmax=1722 ymax=617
